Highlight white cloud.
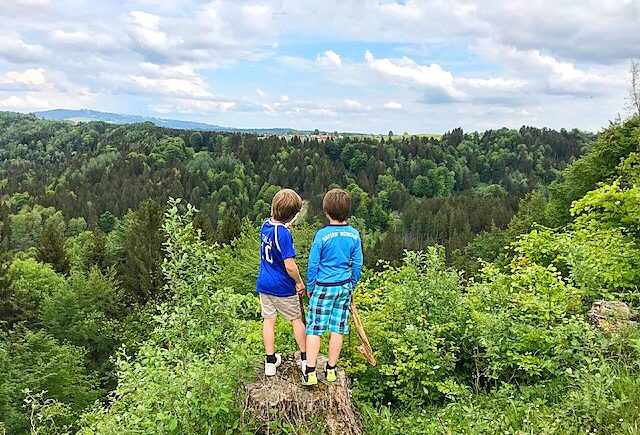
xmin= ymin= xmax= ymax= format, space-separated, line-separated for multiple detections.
xmin=378 ymin=1 xmax=424 ymax=20
xmin=51 ymin=29 xmax=94 ymax=45
xmin=365 ymin=50 xmax=465 ymax=100
xmin=308 ymin=108 xmax=337 ymax=117
xmin=151 ymin=99 xmax=236 ymax=114
xmin=256 ymin=88 xmax=266 ymax=97
xmin=126 ymin=11 xmax=167 ymax=53
xmin=475 ymin=38 xmax=617 ymax=94
xmin=4 ymin=68 xmax=46 ymax=85
xmin=120 ymin=3 xmax=277 ymax=67
xmin=279 ymin=51 xmax=345 ymax=71
xmin=125 ymin=62 xmax=213 ymax=98
xmin=12 ymin=0 xmax=50 ymax=5
xmin=277 ymin=0 xmax=640 ymax=63
xmin=384 ymin=101 xmax=402 ymax=110
xmin=344 ymin=98 xmax=363 ymax=109
xmin=0 ymin=36 xmax=48 ymax=63
xmin=460 ymin=77 xmax=527 ymax=90
xmin=0 ymin=95 xmax=50 ymax=109
xmin=128 ymin=75 xmax=211 ymax=98
xmin=277 ymin=55 xmax=314 ymax=70
xmin=0 ymin=0 xmax=635 ymax=132
xmin=317 ymin=50 xmax=342 ymax=68
xmin=49 ymin=29 xmax=118 ymax=52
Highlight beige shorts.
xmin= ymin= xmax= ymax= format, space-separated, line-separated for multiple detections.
xmin=259 ymin=293 xmax=301 ymax=321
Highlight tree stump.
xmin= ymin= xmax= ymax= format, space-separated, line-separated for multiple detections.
xmin=587 ymin=300 xmax=638 ymax=332
xmin=243 ymin=353 xmax=364 ymax=435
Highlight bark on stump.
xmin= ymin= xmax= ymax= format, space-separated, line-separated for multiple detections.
xmin=587 ymin=300 xmax=638 ymax=332
xmin=243 ymin=353 xmax=364 ymax=435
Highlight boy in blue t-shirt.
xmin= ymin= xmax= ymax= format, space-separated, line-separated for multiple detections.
xmin=256 ymin=188 xmax=307 ymax=376
xmin=302 ymin=188 xmax=363 ymax=386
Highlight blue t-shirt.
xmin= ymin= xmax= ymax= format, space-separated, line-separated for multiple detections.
xmin=306 ymin=224 xmax=363 ymax=293
xmin=256 ymin=218 xmax=297 ymax=297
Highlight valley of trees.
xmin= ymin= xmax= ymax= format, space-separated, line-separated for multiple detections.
xmin=1 ymin=110 xmax=639 ymax=434
xmin=0 ymin=111 xmax=588 ymax=264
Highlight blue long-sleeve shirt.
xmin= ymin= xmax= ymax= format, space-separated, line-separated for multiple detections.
xmin=306 ymin=224 xmax=363 ymax=293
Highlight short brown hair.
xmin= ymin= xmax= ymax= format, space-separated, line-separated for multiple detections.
xmin=322 ymin=188 xmax=351 ymax=221
xmin=271 ymin=188 xmax=302 ymax=222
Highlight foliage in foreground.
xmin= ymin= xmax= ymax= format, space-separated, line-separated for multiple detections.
xmin=79 ymin=200 xmax=262 ymax=434
xmin=80 ymin=122 xmax=638 ymax=433
xmin=341 ymin=120 xmax=640 ymax=434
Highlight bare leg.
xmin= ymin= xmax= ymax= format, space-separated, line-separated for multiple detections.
xmin=306 ymin=335 xmax=321 ymax=368
xmin=291 ymin=317 xmax=306 ymax=352
xmin=328 ymin=332 xmax=343 ymax=366
xmin=263 ymin=317 xmax=276 ymax=355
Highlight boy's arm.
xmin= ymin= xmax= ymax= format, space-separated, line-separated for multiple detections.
xmin=277 ymin=226 xmax=304 ymax=294
xmin=351 ymin=237 xmax=364 ymax=288
xmin=284 ymin=258 xmax=305 ymax=294
xmin=306 ymin=234 xmax=321 ymax=295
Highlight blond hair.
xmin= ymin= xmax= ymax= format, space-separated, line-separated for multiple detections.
xmin=271 ymin=188 xmax=302 ymax=222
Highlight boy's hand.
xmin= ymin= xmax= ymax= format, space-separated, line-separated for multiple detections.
xmin=295 ymin=282 xmax=305 ymax=295
xmin=285 ymin=210 xmax=301 ymax=229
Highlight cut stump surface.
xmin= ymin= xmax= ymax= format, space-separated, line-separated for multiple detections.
xmin=243 ymin=353 xmax=363 ymax=435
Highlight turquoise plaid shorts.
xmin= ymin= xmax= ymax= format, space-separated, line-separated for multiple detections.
xmin=306 ymin=283 xmax=352 ymax=335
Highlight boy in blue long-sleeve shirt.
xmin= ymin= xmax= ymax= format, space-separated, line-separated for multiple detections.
xmin=302 ymin=188 xmax=363 ymax=386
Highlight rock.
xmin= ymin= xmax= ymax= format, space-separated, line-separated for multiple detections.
xmin=243 ymin=353 xmax=364 ymax=435
xmin=587 ymin=300 xmax=638 ymax=332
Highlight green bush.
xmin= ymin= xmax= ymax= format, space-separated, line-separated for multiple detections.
xmin=467 ymin=258 xmax=600 ymax=384
xmin=345 ymin=248 xmax=469 ymax=406
xmin=79 ymin=200 xmax=262 ymax=434
xmin=0 ymin=329 xmax=99 ymax=434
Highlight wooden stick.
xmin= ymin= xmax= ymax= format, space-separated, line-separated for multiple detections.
xmin=285 ymin=201 xmax=307 ymax=229
xmin=298 ymin=294 xmax=306 ymax=325
xmin=350 ymin=296 xmax=376 ymax=366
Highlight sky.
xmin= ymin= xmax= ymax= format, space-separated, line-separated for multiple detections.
xmin=0 ymin=0 xmax=638 ymax=134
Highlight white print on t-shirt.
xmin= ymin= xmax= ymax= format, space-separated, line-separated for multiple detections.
xmin=322 ymin=231 xmax=359 ymax=242
xmin=261 ymin=233 xmax=274 ymax=264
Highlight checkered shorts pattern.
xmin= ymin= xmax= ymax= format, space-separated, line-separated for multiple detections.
xmin=306 ymin=283 xmax=352 ymax=335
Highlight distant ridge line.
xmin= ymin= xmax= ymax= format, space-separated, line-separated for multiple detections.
xmin=32 ymin=108 xmax=308 ymax=135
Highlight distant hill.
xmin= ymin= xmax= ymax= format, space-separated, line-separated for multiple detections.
xmin=33 ymin=109 xmax=305 ymax=134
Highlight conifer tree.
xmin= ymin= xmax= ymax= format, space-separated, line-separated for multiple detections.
xmin=120 ymin=200 xmax=164 ymax=304
xmin=216 ymin=206 xmax=241 ymax=245
xmin=36 ymin=222 xmax=70 ymax=275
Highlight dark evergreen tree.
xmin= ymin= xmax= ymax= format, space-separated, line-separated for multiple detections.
xmin=36 ymin=222 xmax=70 ymax=275
xmin=83 ymin=231 xmax=110 ymax=272
xmin=193 ymin=210 xmax=214 ymax=242
xmin=98 ymin=211 xmax=116 ymax=233
xmin=120 ymin=200 xmax=165 ymax=304
xmin=216 ymin=206 xmax=241 ymax=245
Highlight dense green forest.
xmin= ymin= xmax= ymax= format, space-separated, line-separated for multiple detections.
xmin=0 ymin=111 xmax=588 ymax=264
xmin=1 ymin=110 xmax=639 ymax=434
